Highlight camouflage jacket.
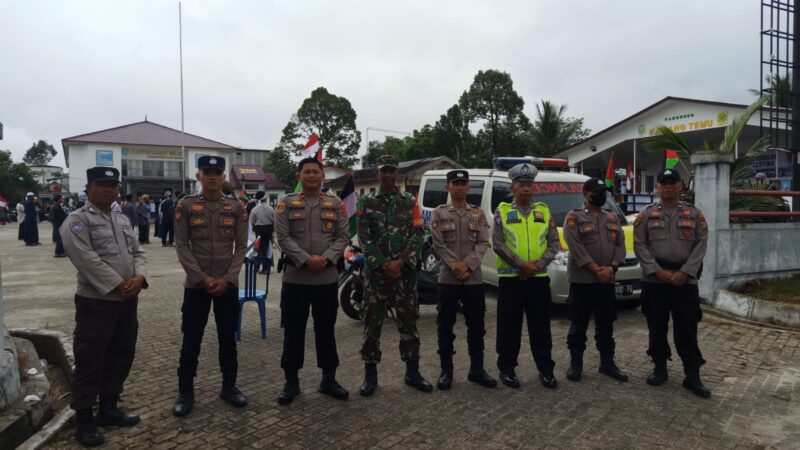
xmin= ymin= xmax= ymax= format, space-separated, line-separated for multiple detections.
xmin=356 ymin=189 xmax=424 ymax=275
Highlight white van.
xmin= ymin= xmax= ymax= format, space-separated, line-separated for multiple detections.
xmin=417 ymin=164 xmax=642 ymax=304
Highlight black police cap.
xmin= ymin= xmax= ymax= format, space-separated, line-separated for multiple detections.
xmin=657 ymin=168 xmax=681 ymax=183
xmin=583 ymin=177 xmax=607 ymax=192
xmin=446 ymin=170 xmax=469 ymax=182
xmin=86 ymin=166 xmax=120 ymax=183
xmin=198 ymin=155 xmax=225 ymax=171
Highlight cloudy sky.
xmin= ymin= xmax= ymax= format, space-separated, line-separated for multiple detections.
xmin=1 ymin=0 xmax=760 ymax=169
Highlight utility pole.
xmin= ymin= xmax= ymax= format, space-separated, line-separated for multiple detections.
xmin=179 ymin=2 xmax=186 ymax=195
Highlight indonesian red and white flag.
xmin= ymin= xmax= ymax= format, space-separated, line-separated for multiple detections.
xmin=300 ymin=134 xmax=321 ymax=159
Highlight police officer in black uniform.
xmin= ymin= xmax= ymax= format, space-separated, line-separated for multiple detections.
xmin=172 ymin=156 xmax=249 ymax=416
xmin=562 ymin=178 xmax=628 ymax=382
xmin=633 ymin=169 xmax=711 ymax=398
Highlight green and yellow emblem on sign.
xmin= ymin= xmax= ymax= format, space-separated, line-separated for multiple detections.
xmin=717 ymin=111 xmax=728 ymax=126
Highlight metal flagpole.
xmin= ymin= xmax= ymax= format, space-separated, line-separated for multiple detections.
xmin=632 ymin=139 xmax=637 ymax=193
xmin=179 ymin=2 xmax=186 ymax=194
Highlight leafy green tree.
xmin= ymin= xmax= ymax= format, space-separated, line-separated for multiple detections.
xmin=432 ymin=104 xmax=470 ymax=162
xmin=278 ymin=87 xmax=362 ymax=168
xmin=362 ymin=136 xmax=406 ymax=167
xmin=0 ymin=150 xmax=40 ymax=203
xmin=263 ymin=146 xmax=297 ymax=189
xmin=23 ymin=140 xmax=57 ymax=169
xmin=526 ymin=100 xmax=591 ymax=157
xmin=458 ymin=70 xmax=530 ymax=159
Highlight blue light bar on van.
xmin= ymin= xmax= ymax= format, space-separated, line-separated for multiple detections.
xmin=492 ymin=156 xmax=540 ymax=171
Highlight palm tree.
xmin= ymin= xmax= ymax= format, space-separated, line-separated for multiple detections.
xmin=749 ymin=73 xmax=791 ymax=107
xmin=527 ymin=100 xmax=589 ymax=157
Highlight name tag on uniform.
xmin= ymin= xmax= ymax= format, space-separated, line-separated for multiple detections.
xmin=323 ymin=201 xmax=334 ymax=207
xmin=290 ymin=200 xmax=303 ymax=206
xmin=191 ymin=203 xmax=204 ymax=212
xmin=223 ymin=204 xmax=233 ymax=212
xmin=506 ymin=211 xmax=520 ymax=223
xmin=222 ymin=218 xmax=234 ymax=226
xmin=192 ymin=217 xmax=205 ymax=225
xmin=679 ymin=220 xmax=694 ymax=227
xmin=323 ymin=211 xmax=336 ymax=219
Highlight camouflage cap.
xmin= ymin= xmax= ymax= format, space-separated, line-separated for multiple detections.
xmin=508 ymin=163 xmax=537 ymax=181
xmin=378 ymin=154 xmax=399 ymax=169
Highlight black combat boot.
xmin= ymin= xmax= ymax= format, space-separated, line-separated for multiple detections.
xmin=74 ymin=408 xmax=104 ymax=447
xmin=96 ymin=395 xmax=140 ymax=427
xmin=682 ymin=367 xmax=711 ymax=398
xmin=319 ymin=368 xmax=349 ymax=400
xmin=172 ymin=378 xmax=194 ymax=417
xmin=467 ymin=353 xmax=497 ymax=388
xmin=599 ymin=354 xmax=629 ymax=382
xmin=538 ymin=371 xmax=558 ymax=389
xmin=278 ymin=369 xmax=301 ymax=405
xmin=566 ymin=349 xmax=583 ymax=382
xmin=359 ymin=363 xmax=378 ymax=397
xmin=646 ymin=360 xmax=668 ymax=386
xmin=437 ymin=355 xmax=454 ymax=391
xmin=499 ymin=369 xmax=520 ymax=388
xmin=220 ymin=372 xmax=247 ymax=407
xmin=404 ymin=360 xmax=433 ymax=392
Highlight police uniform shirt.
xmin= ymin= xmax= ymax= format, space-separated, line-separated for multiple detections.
xmin=60 ymin=201 xmax=148 ymax=301
xmin=492 ymin=202 xmax=561 ymax=270
xmin=430 ymin=204 xmax=490 ymax=285
xmin=174 ymin=194 xmax=248 ymax=288
xmin=633 ymin=201 xmax=708 ymax=285
xmin=275 ymin=192 xmax=350 ymax=285
xmin=249 ymin=201 xmax=275 ymax=227
xmin=563 ymin=208 xmax=626 ymax=283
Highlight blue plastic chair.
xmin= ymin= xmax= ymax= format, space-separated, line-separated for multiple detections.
xmin=236 ymin=255 xmax=270 ymax=341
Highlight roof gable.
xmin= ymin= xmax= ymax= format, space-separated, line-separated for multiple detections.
xmin=62 ymin=120 xmax=236 ymax=150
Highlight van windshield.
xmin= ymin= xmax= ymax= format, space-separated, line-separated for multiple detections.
xmin=491 ymin=181 xmax=627 ymax=225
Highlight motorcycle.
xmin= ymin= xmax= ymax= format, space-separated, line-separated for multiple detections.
xmin=338 ymin=244 xmax=365 ymax=320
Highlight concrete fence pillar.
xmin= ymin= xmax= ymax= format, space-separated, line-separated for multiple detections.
xmin=690 ymin=152 xmax=735 ymax=299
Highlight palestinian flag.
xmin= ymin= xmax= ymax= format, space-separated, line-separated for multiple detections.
xmin=665 ymin=149 xmax=680 ymax=169
xmin=338 ymin=172 xmax=357 ymax=237
xmin=295 ymin=135 xmax=324 ymax=192
xmin=238 ymin=190 xmax=250 ymax=203
xmin=245 ymin=236 xmax=261 ymax=259
xmin=604 ymin=155 xmax=615 ymax=189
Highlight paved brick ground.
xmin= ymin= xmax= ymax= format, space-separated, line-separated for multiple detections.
xmin=2 ymin=224 xmax=799 ymax=449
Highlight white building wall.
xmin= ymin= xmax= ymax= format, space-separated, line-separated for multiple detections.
xmin=68 ymin=143 xmax=123 ymax=191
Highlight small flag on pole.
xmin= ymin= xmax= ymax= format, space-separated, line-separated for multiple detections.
xmin=604 ymin=155 xmax=615 ymax=189
xmin=295 ymin=135 xmax=324 ymax=192
xmin=625 ymin=165 xmax=633 ymax=192
xmin=665 ymin=149 xmax=680 ymax=169
xmin=338 ymin=172 xmax=357 ymax=237
xmin=238 ymin=190 xmax=250 ymax=203
xmin=245 ymin=236 xmax=261 ymax=259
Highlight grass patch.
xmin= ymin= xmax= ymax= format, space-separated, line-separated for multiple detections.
xmin=732 ymin=275 xmax=800 ymax=305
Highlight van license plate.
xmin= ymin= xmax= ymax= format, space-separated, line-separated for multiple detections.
xmin=615 ymin=284 xmax=633 ymax=297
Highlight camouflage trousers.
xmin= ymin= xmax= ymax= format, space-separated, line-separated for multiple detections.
xmin=360 ymin=271 xmax=421 ymax=363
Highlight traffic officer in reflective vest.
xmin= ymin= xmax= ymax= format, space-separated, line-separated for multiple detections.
xmin=172 ymin=156 xmax=249 ymax=416
xmin=492 ymin=162 xmax=561 ymax=389
xmin=562 ymin=178 xmax=628 ymax=383
xmin=61 ymin=167 xmax=147 ymax=447
xmin=430 ymin=169 xmax=496 ymax=390
xmin=633 ymin=168 xmax=711 ymax=398
xmin=274 ymin=157 xmax=350 ymax=405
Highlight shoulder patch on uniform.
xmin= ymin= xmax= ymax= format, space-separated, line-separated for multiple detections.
xmin=71 ymin=221 xmax=85 ymax=235
xmin=698 ymin=213 xmax=707 ymax=230
xmin=431 ymin=220 xmax=438 ymax=230
xmin=567 ymin=215 xmax=576 ymax=229
xmin=634 ymin=213 xmax=644 ymax=227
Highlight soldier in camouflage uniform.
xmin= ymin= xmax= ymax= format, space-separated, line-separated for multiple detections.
xmin=356 ymin=154 xmax=433 ymax=396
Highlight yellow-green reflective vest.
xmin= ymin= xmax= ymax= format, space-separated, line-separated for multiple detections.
xmin=496 ymin=202 xmax=551 ymax=278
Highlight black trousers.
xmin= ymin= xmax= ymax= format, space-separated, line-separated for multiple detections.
xmin=253 ymin=225 xmax=274 ymax=257
xmin=566 ymin=283 xmax=617 ymax=355
xmin=71 ymin=295 xmax=138 ymax=410
xmin=280 ymin=282 xmax=340 ymax=371
xmin=161 ymin=220 xmax=174 ymax=245
xmin=177 ymin=286 xmax=239 ymax=379
xmin=437 ymin=284 xmax=486 ymax=362
xmin=641 ymin=282 xmax=705 ymax=372
xmin=138 ymin=224 xmax=149 ymax=243
xmin=496 ymin=277 xmax=555 ymax=373
xmin=54 ymin=238 xmax=65 ymax=255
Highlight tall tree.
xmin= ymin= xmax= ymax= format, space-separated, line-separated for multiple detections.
xmin=458 ymin=70 xmax=530 ymax=158
xmin=262 ymin=146 xmax=297 ymax=189
xmin=278 ymin=87 xmax=362 ymax=168
xmin=432 ymin=104 xmax=470 ymax=162
xmin=23 ymin=140 xmax=57 ymax=167
xmin=362 ymin=136 xmax=406 ymax=167
xmin=526 ymin=100 xmax=591 ymax=157
xmin=0 ymin=150 xmax=40 ymax=202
